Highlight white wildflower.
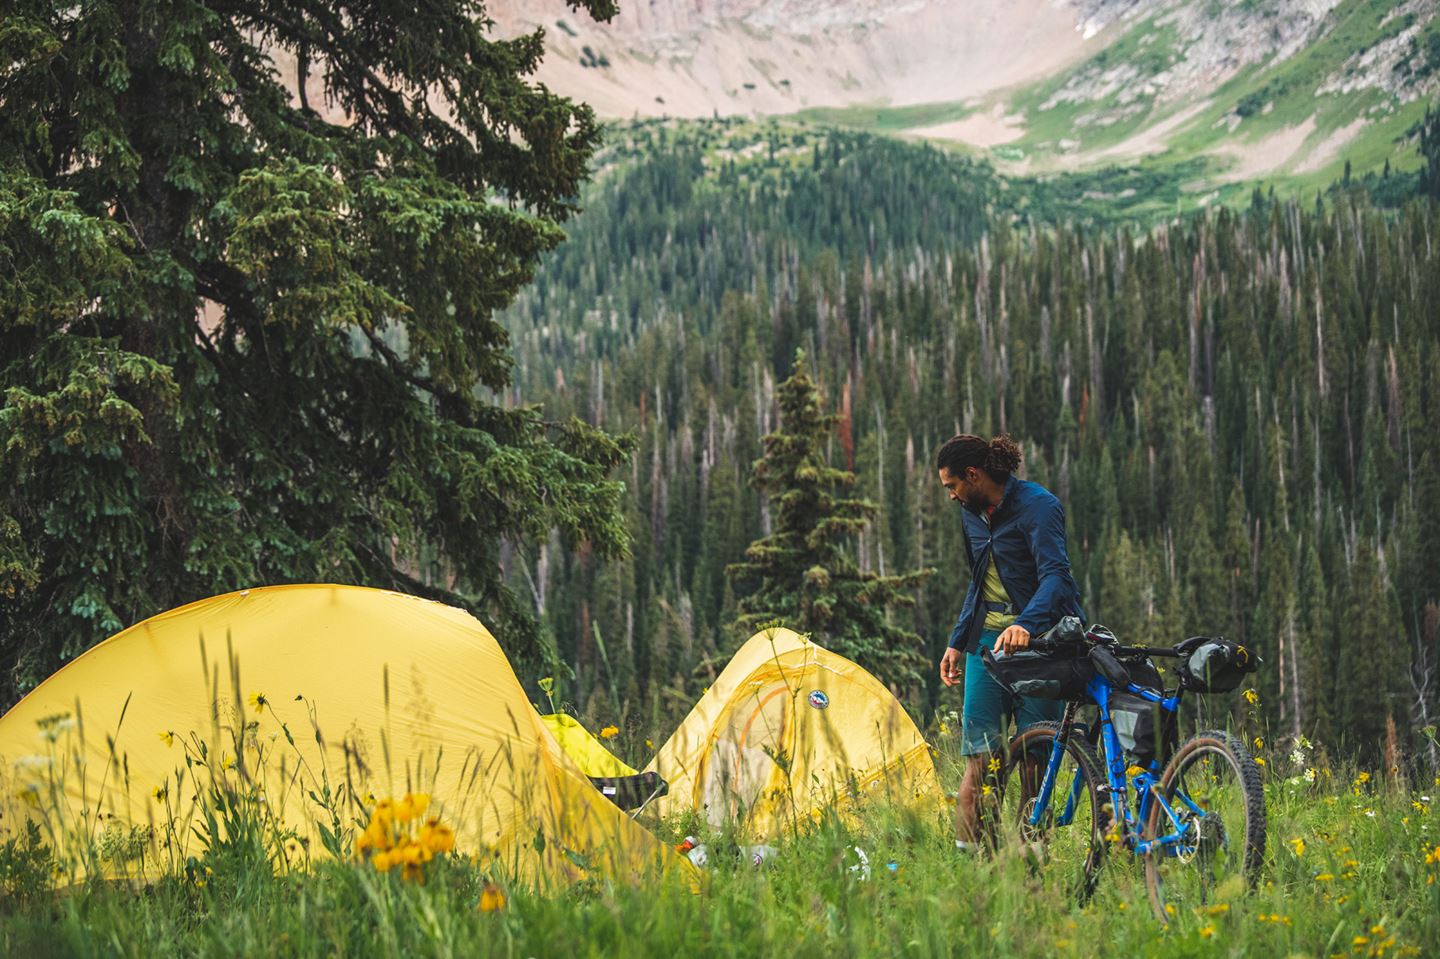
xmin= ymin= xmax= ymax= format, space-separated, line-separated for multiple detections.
xmin=13 ymin=755 xmax=52 ymax=772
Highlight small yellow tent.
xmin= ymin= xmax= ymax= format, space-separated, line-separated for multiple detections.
xmin=539 ymin=713 xmax=637 ymax=778
xmin=645 ymin=628 xmax=939 ymax=839
xmin=0 ymin=584 xmax=687 ymax=886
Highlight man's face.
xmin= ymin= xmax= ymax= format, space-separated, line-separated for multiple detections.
xmin=938 ymin=466 xmax=977 ymax=507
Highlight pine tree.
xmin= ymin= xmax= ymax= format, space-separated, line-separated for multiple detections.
xmin=0 ymin=0 xmax=628 ymax=696
xmin=727 ymin=352 xmax=934 ymax=687
xmin=1334 ymin=541 xmax=1409 ymax=749
xmin=1421 ymin=105 xmax=1440 ymax=201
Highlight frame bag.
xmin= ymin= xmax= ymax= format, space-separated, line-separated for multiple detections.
xmin=1107 ymin=659 xmax=1176 ymax=767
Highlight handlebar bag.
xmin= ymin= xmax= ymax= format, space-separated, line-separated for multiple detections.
xmin=1177 ymin=638 xmax=1258 ymax=693
xmin=981 ymin=645 xmax=1093 ymax=701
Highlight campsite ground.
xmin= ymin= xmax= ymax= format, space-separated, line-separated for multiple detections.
xmin=3 ymin=734 xmax=1436 ymax=958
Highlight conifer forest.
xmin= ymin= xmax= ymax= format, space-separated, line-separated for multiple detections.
xmin=503 ymin=123 xmax=1440 ymax=762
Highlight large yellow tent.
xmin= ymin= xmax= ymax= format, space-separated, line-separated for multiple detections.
xmin=645 ymin=628 xmax=939 ymax=839
xmin=0 ymin=584 xmax=687 ymax=886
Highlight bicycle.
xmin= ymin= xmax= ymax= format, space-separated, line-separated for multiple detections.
xmin=981 ymin=618 xmax=1266 ymax=924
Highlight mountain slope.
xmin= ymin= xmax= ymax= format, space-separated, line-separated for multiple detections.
xmin=487 ymin=0 xmax=1100 ymax=118
xmin=490 ymin=0 xmax=1440 ymax=191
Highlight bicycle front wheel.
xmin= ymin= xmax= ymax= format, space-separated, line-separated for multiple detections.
xmin=998 ymin=720 xmax=1107 ymax=904
xmin=1142 ymin=729 xmax=1266 ymax=924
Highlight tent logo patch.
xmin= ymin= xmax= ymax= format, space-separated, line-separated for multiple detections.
xmin=808 ymin=690 xmax=829 ymax=710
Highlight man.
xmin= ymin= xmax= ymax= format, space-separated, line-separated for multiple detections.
xmin=936 ymin=433 xmax=1084 ymax=853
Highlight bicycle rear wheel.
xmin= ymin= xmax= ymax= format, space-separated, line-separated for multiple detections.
xmin=1142 ymin=729 xmax=1266 ymax=924
xmin=997 ymin=720 xmax=1107 ymax=903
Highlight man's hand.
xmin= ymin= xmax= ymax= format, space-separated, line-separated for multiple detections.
xmin=996 ymin=624 xmax=1032 ymax=655
xmin=940 ymin=647 xmax=963 ymax=687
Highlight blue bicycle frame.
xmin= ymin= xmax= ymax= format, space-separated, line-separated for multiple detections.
xmin=1025 ymin=671 xmax=1202 ymax=860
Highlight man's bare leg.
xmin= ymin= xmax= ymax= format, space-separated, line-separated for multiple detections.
xmin=955 ymin=753 xmax=1001 ymax=851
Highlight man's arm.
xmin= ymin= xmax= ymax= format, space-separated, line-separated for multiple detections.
xmin=942 ymin=529 xmax=982 ymax=685
xmin=948 ymin=576 xmax=980 ymax=650
xmin=1012 ymin=496 xmax=1080 ymax=639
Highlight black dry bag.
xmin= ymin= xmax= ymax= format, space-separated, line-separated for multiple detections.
xmin=1176 ymin=637 xmax=1258 ymax=693
xmin=982 ymin=646 xmax=1093 ymax=701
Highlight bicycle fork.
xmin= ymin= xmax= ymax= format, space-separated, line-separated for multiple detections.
xmin=1028 ymin=701 xmax=1083 ymax=830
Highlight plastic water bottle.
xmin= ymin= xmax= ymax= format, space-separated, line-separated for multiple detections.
xmin=743 ymin=844 xmax=779 ymax=867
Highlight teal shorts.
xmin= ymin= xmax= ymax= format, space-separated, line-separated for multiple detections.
xmin=961 ymin=628 xmax=1066 ymax=756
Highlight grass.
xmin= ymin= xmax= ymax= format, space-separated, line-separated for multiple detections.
xmin=792 ymin=100 xmax=977 ymax=133
xmin=1005 ymin=19 xmax=1185 ymax=156
xmin=3 ymin=714 xmax=1437 ymax=958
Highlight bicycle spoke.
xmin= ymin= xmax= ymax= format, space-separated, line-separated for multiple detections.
xmin=1144 ymin=732 xmax=1265 ymax=924
xmin=996 ymin=724 xmax=1105 ymax=902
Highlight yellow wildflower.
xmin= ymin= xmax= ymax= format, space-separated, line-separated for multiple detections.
xmin=645 ymin=739 xmax=654 ymax=750
xmin=1353 ymin=936 xmax=1370 ymax=947
xmin=988 ymin=757 xmax=1002 ymax=774
xmin=1199 ymin=925 xmax=1215 ymax=939
xmin=247 ymin=692 xmax=268 ymax=714
xmin=419 ymin=818 xmax=455 ymax=854
xmin=537 ymin=677 xmax=554 ymax=694
xmin=981 ymin=784 xmax=992 ymax=797
xmin=372 ymin=850 xmax=395 ymax=872
xmin=599 ymin=725 xmax=619 ymax=739
xmin=358 ymin=816 xmax=392 ymax=854
xmin=1206 ymin=903 xmax=1229 ymax=916
xmin=159 ymin=730 xmax=175 ymax=748
xmin=152 ymin=785 xmax=168 ymax=802
xmin=1254 ymin=757 xmax=1265 ymax=767
xmin=1315 ymin=872 xmax=1333 ymax=882
xmin=1355 ymin=771 xmax=1371 ymax=785
xmin=399 ymin=842 xmax=429 ymax=867
xmin=395 ymin=792 xmax=429 ymax=823
xmin=220 ymin=752 xmax=236 ymax=771
xmin=1242 ymin=688 xmax=1259 ymax=705
xmin=478 ymin=883 xmax=506 ymax=912
xmin=1288 ymin=837 xmax=1305 ymax=857
xmin=1253 ymin=737 xmax=1264 ymax=751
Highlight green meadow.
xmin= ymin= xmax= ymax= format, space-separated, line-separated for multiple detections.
xmin=4 ymin=722 xmax=1437 ymax=959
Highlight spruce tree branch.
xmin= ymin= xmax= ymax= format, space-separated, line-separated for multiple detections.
xmin=227 ymin=4 xmax=424 ymax=142
xmin=358 ymin=324 xmax=469 ymax=409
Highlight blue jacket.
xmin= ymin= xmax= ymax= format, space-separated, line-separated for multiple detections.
xmin=948 ymin=475 xmax=1084 ymax=653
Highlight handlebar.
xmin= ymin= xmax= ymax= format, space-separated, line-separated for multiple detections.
xmin=1027 ymin=634 xmax=1061 ymax=654
xmin=1027 ymin=619 xmax=1191 ymax=659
